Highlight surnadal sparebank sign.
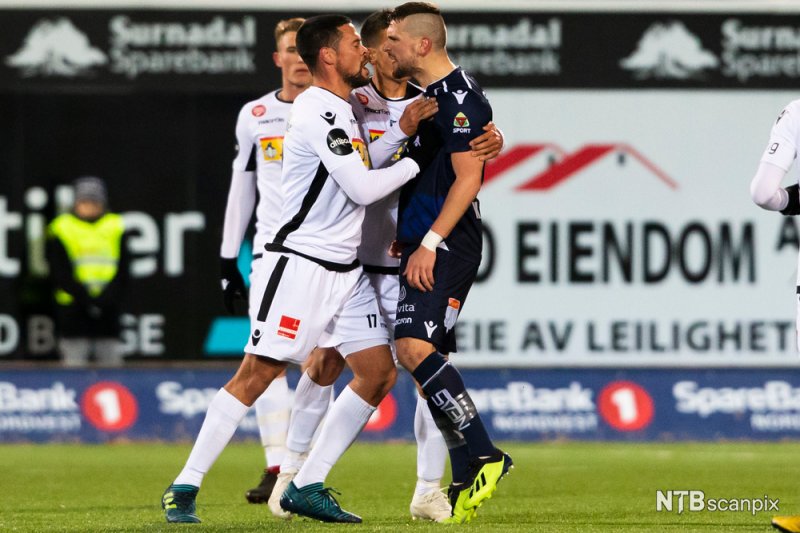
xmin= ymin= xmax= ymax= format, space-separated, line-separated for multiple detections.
xmin=4 ymin=368 xmax=800 ymax=443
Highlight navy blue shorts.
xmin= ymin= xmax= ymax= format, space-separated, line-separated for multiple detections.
xmin=394 ymin=246 xmax=479 ymax=353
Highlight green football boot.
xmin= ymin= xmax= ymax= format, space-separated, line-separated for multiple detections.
xmin=279 ymin=481 xmax=361 ymax=523
xmin=463 ymin=450 xmax=514 ymax=510
xmin=442 ymin=483 xmax=477 ymax=524
xmin=161 ymin=484 xmax=201 ymax=523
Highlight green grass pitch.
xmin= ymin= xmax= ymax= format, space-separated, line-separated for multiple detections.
xmin=1 ymin=441 xmax=798 ymax=531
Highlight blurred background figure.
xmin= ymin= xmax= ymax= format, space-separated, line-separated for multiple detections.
xmin=46 ymin=176 xmax=130 ymax=367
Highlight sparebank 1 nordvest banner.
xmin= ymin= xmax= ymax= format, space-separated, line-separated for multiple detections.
xmin=456 ymin=90 xmax=800 ymax=367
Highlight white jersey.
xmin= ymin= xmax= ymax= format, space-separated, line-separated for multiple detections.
xmin=350 ymin=81 xmax=422 ymax=268
xmin=229 ymin=90 xmax=292 ymax=254
xmin=271 ymin=86 xmax=372 ymax=265
xmin=761 ymin=98 xmax=800 ymax=173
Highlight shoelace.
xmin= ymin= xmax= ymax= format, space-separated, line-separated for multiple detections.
xmin=315 ymin=486 xmax=343 ymax=510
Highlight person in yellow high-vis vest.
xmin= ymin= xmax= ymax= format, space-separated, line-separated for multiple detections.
xmin=46 ymin=176 xmax=130 ymax=367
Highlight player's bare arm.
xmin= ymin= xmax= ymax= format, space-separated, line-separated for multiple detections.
xmin=404 ymin=150 xmax=483 ymax=292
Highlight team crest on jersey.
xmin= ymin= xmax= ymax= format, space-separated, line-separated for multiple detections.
xmin=352 ymin=138 xmax=370 ymax=168
xmin=252 ymin=105 xmax=266 ymax=117
xmin=277 ymin=315 xmax=301 ymax=340
xmin=356 ymin=93 xmax=369 ymax=105
xmin=259 ymin=136 xmax=283 ymax=161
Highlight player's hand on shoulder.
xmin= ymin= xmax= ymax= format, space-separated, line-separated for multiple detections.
xmin=398 ymin=97 xmax=438 ymax=137
xmin=470 ymin=122 xmax=504 ymax=162
xmin=781 ymin=184 xmax=800 ymax=216
xmin=220 ymin=257 xmax=247 ymax=314
xmin=401 ymin=121 xmax=442 ymax=172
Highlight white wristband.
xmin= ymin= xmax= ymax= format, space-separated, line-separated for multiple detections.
xmin=420 ymin=230 xmax=443 ymax=252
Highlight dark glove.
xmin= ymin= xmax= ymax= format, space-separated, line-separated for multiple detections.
xmin=401 ymin=120 xmax=441 ymax=171
xmin=220 ymin=257 xmax=246 ymax=314
xmin=781 ymin=184 xmax=800 ymax=215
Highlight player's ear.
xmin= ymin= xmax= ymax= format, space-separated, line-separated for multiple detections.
xmin=418 ymin=37 xmax=432 ymax=57
xmin=320 ymin=47 xmax=336 ymax=67
xmin=273 ymin=51 xmax=281 ymax=68
xmin=367 ymin=47 xmax=378 ymax=65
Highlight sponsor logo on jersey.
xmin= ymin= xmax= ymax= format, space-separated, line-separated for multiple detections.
xmin=320 ymin=111 xmax=337 ymax=125
xmin=453 ymin=112 xmax=470 ymax=127
xmin=364 ymin=106 xmax=389 ymax=115
xmin=277 ymin=315 xmax=300 ymax=339
xmin=444 ymin=298 xmax=460 ymax=332
xmin=398 ymin=285 xmax=406 ymax=302
xmin=250 ymin=328 xmax=262 ymax=346
xmin=369 ymin=129 xmax=385 ymax=142
xmin=452 ymin=112 xmax=471 ymax=133
xmin=425 ymin=320 xmax=439 ymax=338
xmin=452 ymin=90 xmax=468 ymax=105
xmin=395 ymin=317 xmax=412 ymax=325
xmin=327 ymin=128 xmax=354 ymax=155
xmin=259 ymin=136 xmax=283 ymax=161
xmin=251 ymin=105 xmax=266 ymax=117
xmin=397 ymin=303 xmax=415 ymax=313
xmin=356 ymin=93 xmax=369 ymax=105
xmin=620 ymin=21 xmax=717 ymax=79
xmin=6 ymin=18 xmax=107 ymax=77
xmin=352 ymin=137 xmax=370 ymax=167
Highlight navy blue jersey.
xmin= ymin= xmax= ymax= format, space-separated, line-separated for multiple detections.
xmin=396 ymin=67 xmax=491 ymax=265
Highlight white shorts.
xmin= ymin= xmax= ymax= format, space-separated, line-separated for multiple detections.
xmin=245 ymin=252 xmax=389 ymax=363
xmin=365 ymin=271 xmax=399 ymax=339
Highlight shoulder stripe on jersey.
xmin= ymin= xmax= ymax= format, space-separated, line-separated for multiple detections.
xmin=256 ymin=254 xmax=289 ymax=322
xmin=245 ymin=143 xmax=257 ymax=172
xmin=460 ymin=70 xmax=472 ymax=89
xmin=272 ymin=161 xmax=329 ymax=246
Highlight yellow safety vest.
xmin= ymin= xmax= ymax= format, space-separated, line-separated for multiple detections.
xmin=48 ymin=212 xmax=124 ymax=305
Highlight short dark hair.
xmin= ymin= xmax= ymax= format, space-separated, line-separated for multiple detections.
xmin=361 ymin=9 xmax=392 ymax=49
xmin=390 ymin=2 xmax=441 ymax=22
xmin=274 ymin=17 xmax=304 ymax=50
xmin=296 ymin=14 xmax=351 ymax=72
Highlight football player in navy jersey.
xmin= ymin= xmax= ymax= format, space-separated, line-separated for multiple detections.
xmin=385 ymin=2 xmax=513 ymax=524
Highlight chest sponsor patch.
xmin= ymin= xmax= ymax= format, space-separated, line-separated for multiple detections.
xmin=327 ymin=128 xmax=354 ymax=156
xmin=277 ymin=315 xmax=301 ymax=340
xmin=259 ymin=136 xmax=283 ymax=161
xmin=252 ymin=105 xmax=266 ymax=117
xmin=352 ymin=137 xmax=370 ymax=168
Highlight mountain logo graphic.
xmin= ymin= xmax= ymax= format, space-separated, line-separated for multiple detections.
xmin=6 ymin=18 xmax=107 ymax=77
xmin=620 ymin=21 xmax=717 ymax=79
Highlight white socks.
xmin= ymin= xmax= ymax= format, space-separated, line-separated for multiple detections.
xmin=254 ymin=375 xmax=291 ymax=469
xmin=292 ymin=386 xmax=374 ymax=488
xmin=414 ymin=394 xmax=447 ymax=495
xmin=285 ymin=371 xmax=334 ymax=455
xmin=174 ymin=388 xmax=249 ymax=487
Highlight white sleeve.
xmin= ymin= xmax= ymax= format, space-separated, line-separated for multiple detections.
xmin=330 ymin=158 xmax=419 ymax=206
xmin=750 ymin=161 xmax=789 ymax=212
xmin=368 ymin=121 xmax=409 ymax=169
xmin=220 ymin=169 xmax=256 ymax=258
xmin=232 ymin=106 xmax=256 ymax=172
xmin=760 ymin=105 xmax=799 ymax=172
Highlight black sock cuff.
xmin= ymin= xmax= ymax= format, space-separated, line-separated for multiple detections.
xmin=411 ymin=351 xmax=446 ymax=388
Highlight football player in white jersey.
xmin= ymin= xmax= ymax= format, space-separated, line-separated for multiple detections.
xmin=161 ymin=14 xmax=436 ymax=524
xmin=750 ymin=100 xmax=800 ymax=533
